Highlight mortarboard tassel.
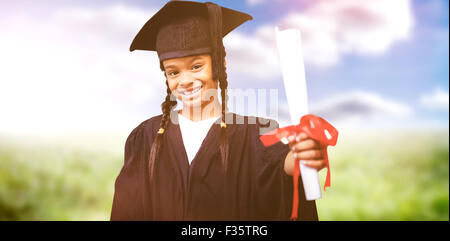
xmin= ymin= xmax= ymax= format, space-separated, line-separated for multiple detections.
xmin=206 ymin=2 xmax=225 ymax=85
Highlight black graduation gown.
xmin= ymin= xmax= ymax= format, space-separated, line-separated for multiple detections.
xmin=110 ymin=111 xmax=318 ymax=221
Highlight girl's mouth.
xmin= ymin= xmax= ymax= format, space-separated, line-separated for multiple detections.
xmin=179 ymin=85 xmax=202 ymax=99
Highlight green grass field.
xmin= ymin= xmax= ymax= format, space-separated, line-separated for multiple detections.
xmin=316 ymin=129 xmax=449 ymax=221
xmin=0 ymin=129 xmax=448 ymax=220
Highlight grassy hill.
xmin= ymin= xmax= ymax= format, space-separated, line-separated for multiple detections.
xmin=0 ymin=129 xmax=448 ymax=220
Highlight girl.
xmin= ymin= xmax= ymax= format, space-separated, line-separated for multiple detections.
xmin=111 ymin=0 xmax=327 ymax=221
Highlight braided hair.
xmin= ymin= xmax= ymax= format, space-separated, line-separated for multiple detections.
xmin=148 ymin=77 xmax=177 ymax=181
xmin=207 ymin=2 xmax=230 ymax=173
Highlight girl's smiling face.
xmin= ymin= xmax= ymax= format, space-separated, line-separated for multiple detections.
xmin=163 ymin=54 xmax=219 ymax=109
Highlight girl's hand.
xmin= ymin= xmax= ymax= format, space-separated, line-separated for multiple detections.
xmin=284 ymin=132 xmax=326 ymax=176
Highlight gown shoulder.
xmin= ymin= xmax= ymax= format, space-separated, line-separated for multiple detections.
xmin=122 ymin=115 xmax=161 ymax=164
xmin=126 ymin=114 xmax=162 ymax=144
xmin=110 ymin=114 xmax=162 ymax=220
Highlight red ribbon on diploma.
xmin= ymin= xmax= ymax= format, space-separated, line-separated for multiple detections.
xmin=259 ymin=114 xmax=338 ymax=220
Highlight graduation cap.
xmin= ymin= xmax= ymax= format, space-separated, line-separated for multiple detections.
xmin=129 ymin=0 xmax=253 ymax=63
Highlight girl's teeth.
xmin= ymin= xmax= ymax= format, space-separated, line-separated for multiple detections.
xmin=183 ymin=86 xmax=201 ymax=95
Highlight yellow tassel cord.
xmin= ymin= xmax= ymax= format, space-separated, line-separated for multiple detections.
xmin=157 ymin=128 xmax=165 ymax=134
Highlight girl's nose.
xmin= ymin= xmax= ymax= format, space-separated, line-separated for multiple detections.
xmin=178 ymin=72 xmax=195 ymax=88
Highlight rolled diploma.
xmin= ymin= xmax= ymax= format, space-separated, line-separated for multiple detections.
xmin=275 ymin=27 xmax=321 ymax=200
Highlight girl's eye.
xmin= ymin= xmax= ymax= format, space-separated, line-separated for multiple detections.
xmin=192 ymin=64 xmax=202 ymax=70
xmin=167 ymin=71 xmax=178 ymax=77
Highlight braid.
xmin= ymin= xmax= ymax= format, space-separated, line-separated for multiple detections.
xmin=219 ymin=47 xmax=230 ymax=173
xmin=207 ymin=2 xmax=229 ymax=174
xmin=161 ymin=80 xmax=177 ymax=129
xmin=148 ymin=72 xmax=177 ymax=181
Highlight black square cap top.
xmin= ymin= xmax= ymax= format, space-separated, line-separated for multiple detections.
xmin=129 ymin=1 xmax=252 ymax=61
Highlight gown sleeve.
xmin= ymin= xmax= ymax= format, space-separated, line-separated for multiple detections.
xmin=253 ymin=118 xmax=318 ymax=221
xmin=110 ymin=119 xmax=153 ymax=221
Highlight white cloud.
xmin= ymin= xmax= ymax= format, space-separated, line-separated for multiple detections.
xmin=267 ymin=0 xmax=414 ymax=66
xmin=0 ymin=3 xmax=166 ymax=134
xmin=247 ymin=0 xmax=266 ymax=6
xmin=223 ymin=32 xmax=281 ymax=81
xmin=311 ymin=90 xmax=413 ymax=120
xmin=246 ymin=0 xmax=295 ymax=7
xmin=233 ymin=0 xmax=414 ymax=74
xmin=277 ymin=90 xmax=413 ymax=127
xmin=420 ymin=88 xmax=449 ymax=111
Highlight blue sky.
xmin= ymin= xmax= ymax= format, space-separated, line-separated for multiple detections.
xmin=0 ymin=0 xmax=448 ymax=133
